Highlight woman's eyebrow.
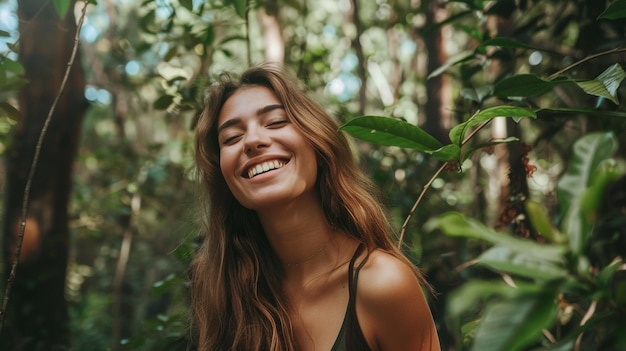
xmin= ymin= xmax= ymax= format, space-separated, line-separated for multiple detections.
xmin=217 ymin=104 xmax=285 ymax=135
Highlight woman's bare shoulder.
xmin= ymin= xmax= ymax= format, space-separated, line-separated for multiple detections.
xmin=356 ymin=249 xmax=441 ymax=351
xmin=357 ymin=249 xmax=422 ymax=302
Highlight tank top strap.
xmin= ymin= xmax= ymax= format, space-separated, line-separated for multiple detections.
xmin=330 ymin=243 xmax=372 ymax=351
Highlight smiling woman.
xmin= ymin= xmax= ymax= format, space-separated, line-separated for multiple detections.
xmin=192 ymin=64 xmax=441 ymax=351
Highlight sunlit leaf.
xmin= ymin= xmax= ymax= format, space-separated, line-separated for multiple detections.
xmin=449 ymin=106 xmax=536 ymax=146
xmin=340 ymin=116 xmax=443 ymax=151
xmin=575 ymin=64 xmax=626 ymax=104
xmin=493 ymin=74 xmax=554 ymax=98
xmin=598 ymin=0 xmax=626 ymax=20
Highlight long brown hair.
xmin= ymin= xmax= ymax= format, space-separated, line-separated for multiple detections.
xmin=192 ymin=64 xmax=424 ymax=350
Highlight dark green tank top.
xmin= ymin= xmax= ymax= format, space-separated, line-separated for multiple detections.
xmin=329 ymin=244 xmax=372 ymax=351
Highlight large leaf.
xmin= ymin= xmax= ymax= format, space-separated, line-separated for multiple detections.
xmin=557 ymin=132 xmax=617 ymax=254
xmin=431 ymin=212 xmax=567 ymax=259
xmin=598 ymin=0 xmax=626 ymax=20
xmin=493 ymin=74 xmax=554 ymax=98
xmin=340 ymin=116 xmax=443 ymax=151
xmin=477 ymin=246 xmax=568 ymax=280
xmin=575 ymin=64 xmax=626 ymax=105
xmin=557 ymin=132 xmax=617 ymax=217
xmin=471 ymin=289 xmax=558 ymax=351
xmin=449 ymin=106 xmax=536 ymax=146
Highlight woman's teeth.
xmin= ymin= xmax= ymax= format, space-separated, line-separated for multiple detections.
xmin=248 ymin=160 xmax=285 ymax=178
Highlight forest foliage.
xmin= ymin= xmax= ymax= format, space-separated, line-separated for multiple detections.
xmin=1 ymin=0 xmax=626 ymax=350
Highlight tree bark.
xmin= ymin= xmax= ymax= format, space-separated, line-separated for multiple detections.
xmin=1 ymin=1 xmax=86 ymax=350
xmin=423 ymin=0 xmax=452 ymax=143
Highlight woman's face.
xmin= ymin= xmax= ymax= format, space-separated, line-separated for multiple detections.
xmin=216 ymin=85 xmax=319 ymax=210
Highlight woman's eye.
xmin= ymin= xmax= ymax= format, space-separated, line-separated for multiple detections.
xmin=267 ymin=120 xmax=289 ymax=128
xmin=222 ymin=134 xmax=242 ymax=145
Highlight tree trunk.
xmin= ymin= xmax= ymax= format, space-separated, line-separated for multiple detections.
xmin=1 ymin=1 xmax=86 ymax=350
xmin=258 ymin=0 xmax=284 ymax=63
xmin=423 ymin=0 xmax=452 ymax=143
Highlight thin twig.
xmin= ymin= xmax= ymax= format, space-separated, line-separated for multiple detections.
xmin=245 ymin=0 xmax=251 ymax=67
xmin=397 ymin=119 xmax=491 ymax=248
xmin=0 ymin=0 xmax=89 ymax=331
xmin=547 ymin=47 xmax=626 ymax=80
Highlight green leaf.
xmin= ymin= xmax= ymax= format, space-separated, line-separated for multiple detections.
xmin=575 ymin=64 xmax=626 ymax=105
xmin=180 ymin=0 xmax=193 ymax=11
xmin=0 ymin=102 xmax=21 ymax=121
xmin=230 ymin=0 xmax=247 ymax=19
xmin=557 ymin=132 xmax=617 ymax=254
xmin=53 ymin=0 xmax=72 ymax=18
xmin=525 ymin=200 xmax=566 ymax=244
xmin=427 ymin=144 xmax=461 ymax=162
xmin=598 ymin=0 xmax=626 ymax=20
xmin=493 ymin=74 xmax=554 ymax=98
xmin=557 ymin=132 xmax=617 ymax=217
xmin=431 ymin=212 xmax=567 ymax=260
xmin=477 ymin=246 xmax=568 ymax=280
xmin=151 ymin=274 xmax=185 ymax=297
xmin=536 ymin=107 xmax=626 ymax=119
xmin=580 ymin=159 xmax=626 ymax=223
xmin=0 ymin=57 xmax=25 ymax=75
xmin=446 ymin=280 xmax=519 ymax=328
xmin=449 ymin=106 xmax=536 ymax=146
xmin=340 ymin=116 xmax=443 ymax=151
xmin=471 ymin=290 xmax=558 ymax=351
xmin=478 ymin=37 xmax=536 ymax=51
xmin=153 ymin=95 xmax=175 ymax=110
xmin=597 ymin=258 xmax=623 ymax=290
xmin=0 ymin=30 xmax=10 ymax=37
xmin=427 ymin=51 xmax=474 ymax=79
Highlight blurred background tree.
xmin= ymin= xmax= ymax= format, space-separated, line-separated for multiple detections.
xmin=0 ymin=0 xmax=624 ymax=350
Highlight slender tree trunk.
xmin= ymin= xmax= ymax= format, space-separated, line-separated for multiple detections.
xmin=1 ymin=1 xmax=86 ymax=350
xmin=258 ymin=0 xmax=284 ymax=63
xmin=423 ymin=0 xmax=452 ymax=143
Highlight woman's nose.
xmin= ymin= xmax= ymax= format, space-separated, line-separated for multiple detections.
xmin=243 ymin=125 xmax=271 ymax=154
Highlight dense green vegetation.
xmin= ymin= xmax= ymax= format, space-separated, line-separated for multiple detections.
xmin=1 ymin=0 xmax=626 ymax=350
